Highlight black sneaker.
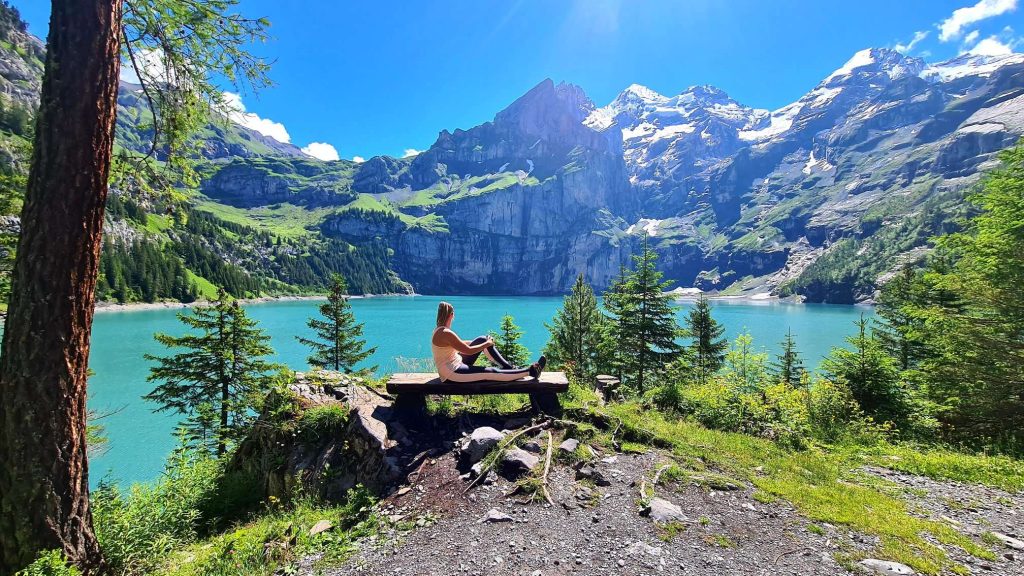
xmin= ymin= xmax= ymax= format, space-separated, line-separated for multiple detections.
xmin=529 ymin=355 xmax=547 ymax=378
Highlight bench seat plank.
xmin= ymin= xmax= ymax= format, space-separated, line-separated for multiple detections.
xmin=386 ymin=372 xmax=568 ymax=395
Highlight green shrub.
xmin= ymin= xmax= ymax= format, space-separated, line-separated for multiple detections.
xmin=15 ymin=550 xmax=81 ymax=576
xmin=663 ymin=377 xmax=811 ymax=448
xmin=807 ymin=379 xmax=889 ymax=445
xmin=93 ymin=445 xmax=222 ymax=575
xmin=297 ymin=403 xmax=348 ymax=441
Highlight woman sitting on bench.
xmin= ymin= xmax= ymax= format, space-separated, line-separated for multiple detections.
xmin=431 ymin=301 xmax=546 ymax=383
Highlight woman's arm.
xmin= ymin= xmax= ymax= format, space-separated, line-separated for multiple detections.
xmin=440 ymin=330 xmax=491 ymax=354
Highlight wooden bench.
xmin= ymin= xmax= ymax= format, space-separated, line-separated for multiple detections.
xmin=386 ymin=372 xmax=568 ymax=415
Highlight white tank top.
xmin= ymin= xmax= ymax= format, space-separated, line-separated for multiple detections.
xmin=431 ymin=327 xmax=463 ymax=381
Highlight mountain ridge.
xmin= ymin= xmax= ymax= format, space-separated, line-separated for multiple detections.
xmin=3 ymin=5 xmax=1024 ymax=303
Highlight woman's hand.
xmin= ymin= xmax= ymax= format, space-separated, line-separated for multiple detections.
xmin=484 ymin=336 xmax=495 ymax=348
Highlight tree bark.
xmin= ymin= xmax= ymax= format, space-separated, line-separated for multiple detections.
xmin=0 ymin=1 xmax=122 ymax=573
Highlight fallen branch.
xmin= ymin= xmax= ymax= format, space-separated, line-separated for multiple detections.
xmin=652 ymin=464 xmax=672 ymax=487
xmin=541 ymin=430 xmax=555 ymax=506
xmin=773 ymin=546 xmax=812 ymax=565
xmin=463 ymin=420 xmax=551 ymax=494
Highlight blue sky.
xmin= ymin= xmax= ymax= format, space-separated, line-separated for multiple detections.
xmin=14 ymin=0 xmax=1024 ymax=160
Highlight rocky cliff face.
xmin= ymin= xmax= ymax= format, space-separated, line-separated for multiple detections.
xmin=325 ymin=79 xmax=637 ymax=294
xmin=202 ymin=157 xmax=357 ymax=207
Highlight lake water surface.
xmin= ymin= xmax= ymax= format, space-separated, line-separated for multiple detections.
xmin=87 ymin=296 xmax=872 ymax=486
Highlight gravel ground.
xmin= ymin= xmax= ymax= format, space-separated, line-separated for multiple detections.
xmin=294 ymin=420 xmax=1023 ymax=576
xmin=862 ymin=466 xmax=1023 ymax=575
xmin=324 ymin=444 xmax=852 ymax=575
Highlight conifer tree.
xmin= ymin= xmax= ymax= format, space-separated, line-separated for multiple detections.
xmin=723 ymin=332 xmax=768 ymax=391
xmin=770 ymin=329 xmax=805 ymax=388
xmin=297 ymin=274 xmax=376 ymax=373
xmin=545 ymin=274 xmax=606 ymax=378
xmin=601 ymin=265 xmax=631 ymax=379
xmin=145 ymin=290 xmax=279 ymax=455
xmin=891 ymin=143 xmax=1024 ymax=446
xmin=605 ymin=235 xmax=683 ymax=394
xmin=875 ymin=266 xmax=929 ymax=371
xmin=493 ymin=314 xmax=529 ymax=367
xmin=821 ymin=315 xmax=906 ymax=426
xmin=0 ymin=1 xmax=272 ymax=570
xmin=686 ymin=295 xmax=728 ymax=385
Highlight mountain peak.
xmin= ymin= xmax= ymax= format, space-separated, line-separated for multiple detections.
xmin=824 ymin=47 xmax=925 ymax=84
xmin=622 ymin=83 xmax=665 ymax=102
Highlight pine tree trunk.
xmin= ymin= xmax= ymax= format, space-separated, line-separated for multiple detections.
xmin=0 ymin=1 xmax=121 ymax=573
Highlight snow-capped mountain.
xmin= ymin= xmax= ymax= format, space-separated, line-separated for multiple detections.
xmin=199 ymin=47 xmax=1024 ymax=301
xmin=585 ymin=84 xmax=765 ymax=195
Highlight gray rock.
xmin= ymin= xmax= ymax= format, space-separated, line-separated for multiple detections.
xmin=479 ymin=509 xmax=513 ymax=523
xmin=576 ymin=463 xmax=610 ymax=486
xmin=990 ymin=532 xmax=1024 ymax=551
xmin=502 ymin=448 xmax=540 ymax=475
xmin=468 ymin=461 xmax=495 ymax=484
xmin=229 ymin=379 xmax=402 ymax=502
xmin=462 ymin=427 xmax=505 ymax=463
xmin=521 ymin=441 xmax=542 ymax=454
xmin=559 ymin=438 xmax=580 ymax=454
xmin=309 ymin=519 xmax=333 ymax=536
xmin=857 ymin=559 xmax=914 ymax=575
xmin=641 ymin=497 xmax=688 ymax=524
xmin=626 ymin=541 xmax=663 ymax=557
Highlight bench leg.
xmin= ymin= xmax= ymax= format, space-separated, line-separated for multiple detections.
xmin=393 ymin=393 xmax=427 ymax=417
xmin=529 ymin=392 xmax=562 ymax=416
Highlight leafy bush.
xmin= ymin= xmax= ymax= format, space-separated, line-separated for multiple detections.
xmin=670 ymin=378 xmax=811 ymax=448
xmin=15 ymin=550 xmax=81 ymax=576
xmin=92 ymin=444 xmax=222 ymax=575
xmin=158 ymin=486 xmax=380 ymax=576
xmin=807 ymin=379 xmax=889 ymax=445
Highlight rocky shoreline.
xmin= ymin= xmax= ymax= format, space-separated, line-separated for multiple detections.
xmin=92 ymin=293 xmax=414 ymax=314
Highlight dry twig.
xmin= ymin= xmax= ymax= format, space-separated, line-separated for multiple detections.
xmin=541 ymin=430 xmax=555 ymax=506
xmin=463 ymin=420 xmax=551 ymax=494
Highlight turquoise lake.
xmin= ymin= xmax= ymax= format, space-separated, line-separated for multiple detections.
xmin=87 ymin=296 xmax=872 ymax=487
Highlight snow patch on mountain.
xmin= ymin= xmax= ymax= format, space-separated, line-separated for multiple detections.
xmin=739 ymin=102 xmax=804 ymax=141
xmin=627 ymin=218 xmax=663 ymax=237
xmin=826 ymin=48 xmax=876 ymax=82
xmin=802 ymin=150 xmax=835 ymax=175
xmin=921 ymin=52 xmax=1024 ymax=81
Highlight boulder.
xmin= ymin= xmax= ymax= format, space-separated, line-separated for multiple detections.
xmin=990 ymin=532 xmax=1024 ymax=551
xmin=641 ymin=497 xmax=688 ymax=524
xmin=229 ymin=373 xmax=403 ymax=501
xmin=462 ymin=427 xmax=505 ymax=464
xmin=502 ymin=448 xmax=540 ymax=475
xmin=857 ymin=559 xmax=914 ymax=575
xmin=559 ymin=438 xmax=580 ymax=454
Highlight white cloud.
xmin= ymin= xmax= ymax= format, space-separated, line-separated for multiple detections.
xmin=895 ymin=30 xmax=929 ymax=53
xmin=220 ymin=91 xmax=291 ymax=144
xmin=352 ymin=156 xmax=366 ymax=163
xmin=301 ymin=142 xmax=340 ymax=161
xmin=967 ymin=35 xmax=1015 ymax=55
xmin=964 ymin=30 xmax=981 ymax=44
xmin=401 ymin=148 xmax=421 ymax=158
xmin=121 ymin=47 xmax=170 ymax=85
xmin=939 ymin=0 xmax=1017 ymax=42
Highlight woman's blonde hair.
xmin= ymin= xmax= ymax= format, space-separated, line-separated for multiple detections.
xmin=436 ymin=301 xmax=454 ymax=327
